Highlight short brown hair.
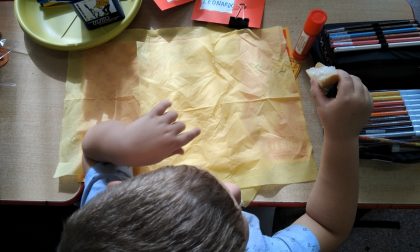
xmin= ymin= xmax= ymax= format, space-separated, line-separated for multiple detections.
xmin=58 ymin=165 xmax=246 ymax=251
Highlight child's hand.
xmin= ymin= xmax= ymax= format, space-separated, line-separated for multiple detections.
xmin=310 ymin=70 xmax=372 ymax=141
xmin=121 ymin=100 xmax=201 ymax=166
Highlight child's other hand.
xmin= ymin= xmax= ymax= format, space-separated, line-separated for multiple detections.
xmin=122 ymin=100 xmax=201 ymax=166
xmin=310 ymin=70 xmax=372 ymax=141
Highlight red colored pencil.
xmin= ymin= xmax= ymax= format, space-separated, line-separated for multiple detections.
xmin=373 ymin=100 xmax=405 ymax=107
xmin=385 ymin=31 xmax=420 ymax=38
xmin=371 ymin=110 xmax=408 ymax=117
xmin=332 ymin=39 xmax=379 ymax=47
xmin=387 ymin=36 xmax=420 ymax=43
xmin=331 ymin=36 xmax=377 ymax=42
xmin=332 ymin=36 xmax=420 ymax=48
xmin=372 ymin=105 xmax=407 ymax=112
xmin=330 ymin=31 xmax=420 ymax=43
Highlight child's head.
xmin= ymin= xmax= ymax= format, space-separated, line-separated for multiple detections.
xmin=58 ymin=165 xmax=247 ymax=251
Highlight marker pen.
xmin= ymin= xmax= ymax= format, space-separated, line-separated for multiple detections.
xmin=326 ymin=19 xmax=417 ymax=33
xmin=361 ymin=129 xmax=420 ymax=139
xmin=362 ymin=124 xmax=419 ymax=134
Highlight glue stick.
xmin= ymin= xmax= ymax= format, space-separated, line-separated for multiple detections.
xmin=293 ymin=9 xmax=327 ymax=61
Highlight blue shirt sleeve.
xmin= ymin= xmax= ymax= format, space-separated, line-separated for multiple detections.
xmin=80 ymin=163 xmax=133 ymax=207
xmin=243 ymin=211 xmax=320 ymax=252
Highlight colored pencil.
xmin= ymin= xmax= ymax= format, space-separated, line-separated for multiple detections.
xmin=366 ymin=120 xmax=414 ymax=129
xmin=373 ymin=99 xmax=420 ymax=107
xmin=371 ymin=89 xmax=420 ymax=97
xmin=360 ymin=130 xmax=420 ymax=139
xmin=372 ymin=94 xmax=420 ymax=102
xmin=383 ymin=31 xmax=420 ymax=39
xmin=329 ymin=24 xmax=419 ymax=37
xmin=326 ymin=20 xmax=417 ymax=33
xmin=331 ymin=36 xmax=420 ymax=48
xmin=365 ymin=91 xmax=420 ymax=134
xmin=360 ymin=136 xmax=420 ymax=146
xmin=371 ymin=109 xmax=420 ymax=118
xmin=362 ymin=89 xmax=420 ymax=139
xmin=333 ymin=36 xmax=379 ymax=42
xmin=329 ymin=27 xmax=420 ymax=40
xmin=334 ymin=40 xmax=420 ymax=53
xmin=370 ymin=92 xmax=420 ymax=116
xmin=329 ymin=26 xmax=420 ymax=51
xmin=330 ymin=31 xmax=420 ymax=43
xmin=371 ymin=110 xmax=409 ymax=117
xmin=367 ymin=116 xmax=420 ymax=127
xmin=372 ymin=104 xmax=420 ymax=113
xmin=368 ymin=115 xmax=420 ymax=123
xmin=388 ymin=36 xmax=420 ymax=43
xmin=332 ymin=39 xmax=380 ymax=47
xmin=362 ymin=124 xmax=420 ymax=134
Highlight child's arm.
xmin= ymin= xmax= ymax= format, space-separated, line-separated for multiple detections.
xmin=294 ymin=70 xmax=372 ymax=251
xmin=82 ymin=100 xmax=201 ymax=168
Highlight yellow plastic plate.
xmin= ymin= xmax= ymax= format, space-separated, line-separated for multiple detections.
xmin=14 ymin=0 xmax=142 ymax=51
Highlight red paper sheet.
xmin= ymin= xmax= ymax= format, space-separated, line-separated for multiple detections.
xmin=154 ymin=0 xmax=194 ymax=11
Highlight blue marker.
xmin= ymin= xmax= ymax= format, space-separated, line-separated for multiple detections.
xmin=398 ymin=89 xmax=420 ymax=95
xmin=402 ymin=93 xmax=420 ymax=102
xmin=329 ymin=31 xmax=376 ymax=40
xmin=383 ymin=27 xmax=420 ymax=35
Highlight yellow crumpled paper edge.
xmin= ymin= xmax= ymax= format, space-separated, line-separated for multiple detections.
xmin=55 ymin=26 xmax=317 ymax=204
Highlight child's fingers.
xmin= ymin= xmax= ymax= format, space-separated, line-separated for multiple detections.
xmin=336 ymin=70 xmax=355 ymax=97
xmin=364 ymin=85 xmax=373 ymax=110
xmin=176 ymin=128 xmax=201 ymax=146
xmin=350 ymin=75 xmax=372 ymax=110
xmin=151 ymin=100 xmax=172 ymax=115
xmin=163 ymin=110 xmax=178 ymax=123
xmin=171 ymin=121 xmax=186 ymax=134
xmin=362 ymin=83 xmax=373 ymax=114
xmin=171 ymin=148 xmax=184 ymax=156
xmin=310 ymin=79 xmax=328 ymax=107
xmin=350 ymin=75 xmax=364 ymax=96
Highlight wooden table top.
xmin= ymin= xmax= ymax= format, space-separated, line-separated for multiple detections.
xmin=1 ymin=0 xmax=419 ymax=206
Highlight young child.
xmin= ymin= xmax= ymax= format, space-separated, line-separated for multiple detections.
xmin=58 ymin=69 xmax=372 ymax=252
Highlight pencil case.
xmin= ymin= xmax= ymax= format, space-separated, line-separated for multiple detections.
xmin=310 ymin=19 xmax=420 ymax=90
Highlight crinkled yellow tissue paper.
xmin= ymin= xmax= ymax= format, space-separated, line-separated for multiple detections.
xmin=55 ymin=26 xmax=317 ymax=203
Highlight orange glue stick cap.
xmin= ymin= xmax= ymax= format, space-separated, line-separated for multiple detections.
xmin=304 ymin=9 xmax=328 ymax=36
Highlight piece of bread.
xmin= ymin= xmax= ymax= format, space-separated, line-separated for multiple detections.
xmin=305 ymin=63 xmax=339 ymax=91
